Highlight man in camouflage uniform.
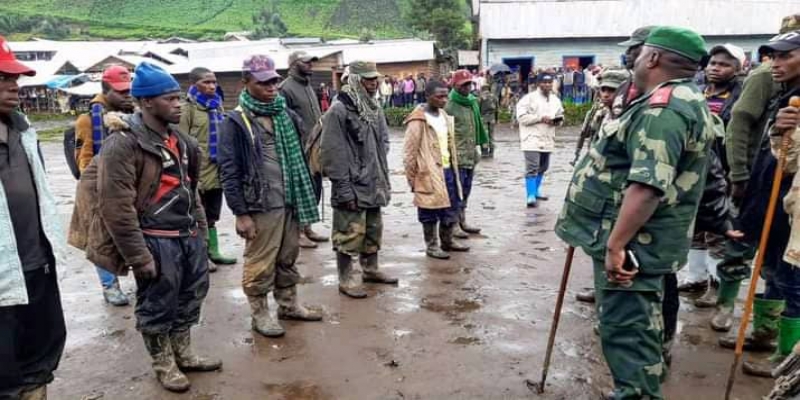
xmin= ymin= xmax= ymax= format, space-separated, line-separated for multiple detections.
xmin=555 ymin=27 xmax=713 ymax=399
xmin=572 ymin=68 xmax=630 ymax=166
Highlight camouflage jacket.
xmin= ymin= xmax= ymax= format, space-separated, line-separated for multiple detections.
xmin=555 ymin=78 xmax=715 ymax=274
xmin=576 ymin=101 xmax=609 ymax=152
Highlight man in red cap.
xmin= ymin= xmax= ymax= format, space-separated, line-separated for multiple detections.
xmin=73 ymin=64 xmax=134 ymax=307
xmin=0 ymin=36 xmax=67 ymax=400
xmin=444 ymin=70 xmax=489 ymax=238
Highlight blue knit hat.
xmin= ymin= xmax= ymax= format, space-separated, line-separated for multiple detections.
xmin=131 ymin=62 xmax=181 ymax=98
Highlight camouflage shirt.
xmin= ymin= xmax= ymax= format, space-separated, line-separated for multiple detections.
xmin=555 ymin=78 xmax=715 ymax=274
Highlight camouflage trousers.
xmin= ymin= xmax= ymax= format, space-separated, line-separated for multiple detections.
xmin=593 ymin=258 xmax=665 ymax=400
xmin=331 ymin=207 xmax=383 ymax=256
xmin=242 ymin=208 xmax=301 ymax=297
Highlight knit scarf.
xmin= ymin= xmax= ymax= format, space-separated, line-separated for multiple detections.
xmin=448 ymin=89 xmax=489 ymax=146
xmin=238 ymin=90 xmax=320 ymax=225
xmin=340 ymin=73 xmax=381 ymax=125
xmin=90 ymin=102 xmax=104 ymax=155
xmin=188 ymin=85 xmax=223 ymax=163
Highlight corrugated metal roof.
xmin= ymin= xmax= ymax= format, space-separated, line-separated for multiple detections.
xmin=458 ymin=50 xmax=480 ymax=66
xmin=480 ymin=0 xmax=799 ymax=39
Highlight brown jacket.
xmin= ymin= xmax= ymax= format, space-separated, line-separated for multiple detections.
xmin=402 ymin=107 xmax=461 ymax=209
xmin=68 ymin=113 xmax=206 ymax=275
xmin=74 ymin=94 xmax=107 ymax=172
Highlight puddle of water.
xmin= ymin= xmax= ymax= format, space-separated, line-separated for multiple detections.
xmin=319 ymin=274 xmax=338 ymax=287
xmin=263 ymin=382 xmax=326 ymax=400
xmin=393 ymin=328 xmax=413 ymax=339
xmin=450 ymin=336 xmax=481 ymax=345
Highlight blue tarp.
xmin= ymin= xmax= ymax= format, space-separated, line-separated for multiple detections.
xmin=45 ymin=74 xmax=88 ymax=89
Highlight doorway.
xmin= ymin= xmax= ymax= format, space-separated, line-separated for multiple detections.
xmin=503 ymin=56 xmax=535 ymax=94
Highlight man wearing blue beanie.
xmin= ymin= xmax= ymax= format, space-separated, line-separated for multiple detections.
xmin=84 ymin=62 xmax=221 ymax=392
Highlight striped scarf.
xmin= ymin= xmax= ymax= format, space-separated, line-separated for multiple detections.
xmin=90 ymin=102 xmax=104 ymax=154
xmin=188 ymin=85 xmax=223 ymax=163
xmin=239 ymin=90 xmax=320 ymax=225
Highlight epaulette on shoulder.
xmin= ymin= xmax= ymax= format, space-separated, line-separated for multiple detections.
xmin=648 ymin=86 xmax=674 ymax=108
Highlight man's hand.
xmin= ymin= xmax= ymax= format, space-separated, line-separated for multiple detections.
xmin=134 ymin=260 xmax=157 ymax=280
xmin=570 ymin=150 xmax=581 ymax=166
xmin=605 ymin=247 xmax=638 ymax=284
xmin=725 ymin=229 xmax=745 ymax=241
xmin=775 ymin=106 xmax=800 ymax=133
xmin=730 ymin=181 xmax=748 ymax=206
xmin=235 ymin=215 xmax=257 ymax=240
xmin=541 ymin=116 xmax=552 ymax=124
xmin=343 ymin=200 xmax=359 ymax=212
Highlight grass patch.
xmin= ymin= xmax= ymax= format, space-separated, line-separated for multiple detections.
xmin=37 ymin=127 xmax=64 ymax=143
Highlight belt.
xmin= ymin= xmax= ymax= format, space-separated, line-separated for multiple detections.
xmin=142 ymin=228 xmax=198 ymax=238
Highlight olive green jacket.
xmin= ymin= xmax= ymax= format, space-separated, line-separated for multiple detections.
xmin=444 ymin=101 xmax=480 ymax=169
xmin=179 ymin=100 xmax=222 ymax=191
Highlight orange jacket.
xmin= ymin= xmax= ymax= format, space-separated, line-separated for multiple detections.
xmin=74 ymin=94 xmax=108 ymax=172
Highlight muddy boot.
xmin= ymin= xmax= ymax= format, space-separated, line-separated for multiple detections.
xmin=304 ymin=225 xmax=329 ymax=242
xmin=298 ymin=231 xmax=318 ymax=249
xmin=275 ymin=286 xmax=323 ymax=321
xmin=711 ymin=279 xmax=741 ymax=332
xmin=744 ymin=317 xmax=800 ymax=377
xmin=452 ymin=222 xmax=470 ymax=239
xmin=525 ymin=176 xmax=538 ymax=208
xmin=142 ymin=333 xmax=191 ymax=392
xmin=207 ymin=227 xmax=237 ymax=265
xmin=361 ymin=253 xmax=399 ymax=284
xmin=423 ymin=223 xmax=450 ymax=259
xmin=677 ymin=249 xmax=708 ymax=293
xmin=19 ymin=385 xmax=46 ymax=400
xmin=102 ymin=280 xmax=130 ymax=307
xmin=720 ymin=295 xmax=783 ymax=351
xmin=170 ymin=329 xmax=222 ymax=372
xmin=694 ymin=278 xmax=718 ymax=308
xmin=247 ymin=294 xmax=285 ymax=337
xmin=440 ymin=223 xmax=470 ymax=253
xmin=337 ymin=252 xmax=367 ymax=298
xmin=576 ymin=288 xmax=596 ymax=303
xmin=459 ymin=209 xmax=481 ymax=234
xmin=207 ymin=259 xmax=218 ymax=273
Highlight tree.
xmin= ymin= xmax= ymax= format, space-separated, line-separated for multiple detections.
xmin=359 ymin=28 xmax=374 ymax=43
xmin=405 ymin=0 xmax=471 ymax=50
xmin=35 ymin=18 xmax=70 ymax=40
xmin=251 ymin=7 xmax=288 ymax=39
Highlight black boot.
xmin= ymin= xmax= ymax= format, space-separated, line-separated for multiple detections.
xmin=423 ymin=223 xmax=450 ymax=259
xmin=440 ymin=223 xmax=470 ymax=252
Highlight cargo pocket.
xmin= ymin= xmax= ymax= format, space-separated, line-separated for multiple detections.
xmin=558 ymin=183 xmax=607 ymax=252
xmin=413 ymin=172 xmax=434 ymax=194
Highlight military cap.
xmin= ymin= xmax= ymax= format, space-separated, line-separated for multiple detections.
xmin=618 ymin=26 xmax=655 ymax=47
xmin=599 ymin=69 xmax=630 ymax=90
xmin=348 ymin=60 xmax=380 ymax=79
xmin=645 ymin=26 xmax=708 ymax=63
xmin=780 ymin=14 xmax=800 ymax=34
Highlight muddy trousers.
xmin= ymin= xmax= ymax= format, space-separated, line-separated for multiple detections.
xmin=418 ymin=168 xmax=461 ymax=225
xmin=593 ymin=258 xmax=665 ymax=400
xmin=0 ymin=266 xmax=66 ymax=399
xmin=331 ymin=207 xmax=383 ymax=256
xmin=135 ymin=235 xmax=209 ymax=335
xmin=242 ymin=209 xmax=301 ymax=297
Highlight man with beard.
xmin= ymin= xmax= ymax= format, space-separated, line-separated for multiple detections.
xmin=321 ymin=60 xmax=397 ymax=299
xmin=280 ymin=51 xmax=329 ymax=248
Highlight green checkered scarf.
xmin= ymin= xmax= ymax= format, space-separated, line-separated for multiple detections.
xmin=239 ymin=90 xmax=320 ymax=225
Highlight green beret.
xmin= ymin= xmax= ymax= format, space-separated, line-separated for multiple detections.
xmin=644 ymin=26 xmax=708 ymax=63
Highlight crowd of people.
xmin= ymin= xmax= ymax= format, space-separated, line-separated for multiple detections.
xmin=2 ymin=11 xmax=800 ymax=400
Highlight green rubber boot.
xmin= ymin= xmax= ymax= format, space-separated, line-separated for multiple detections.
xmin=719 ymin=295 xmax=783 ymax=351
xmin=710 ymin=279 xmax=741 ymax=332
xmin=208 ymin=227 xmax=237 ymax=265
xmin=743 ymin=316 xmax=800 ymax=377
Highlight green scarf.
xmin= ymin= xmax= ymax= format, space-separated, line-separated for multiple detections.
xmin=448 ymin=89 xmax=489 ymax=146
xmin=239 ymin=90 xmax=320 ymax=225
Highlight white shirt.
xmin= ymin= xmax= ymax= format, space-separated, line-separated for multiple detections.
xmin=425 ymin=110 xmax=451 ymax=167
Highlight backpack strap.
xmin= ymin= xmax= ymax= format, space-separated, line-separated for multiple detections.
xmin=90 ymin=103 xmax=105 ymax=154
xmin=234 ymin=106 xmax=255 ymax=144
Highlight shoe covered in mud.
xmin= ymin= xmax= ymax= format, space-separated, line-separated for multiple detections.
xmin=247 ymin=295 xmax=285 ymax=337
xmin=719 ymin=295 xmax=784 ymax=351
xmin=102 ymin=282 xmax=130 ymax=307
xmin=710 ymin=279 xmax=740 ymax=332
xmin=19 ymin=385 xmax=46 ymax=400
xmin=677 ymin=279 xmax=707 ymax=293
xmin=452 ymin=224 xmax=470 ymax=239
xmin=275 ymin=286 xmax=323 ymax=321
xmin=439 ymin=223 xmax=469 ymax=253
xmin=743 ymin=355 xmax=782 ymax=378
xmin=304 ymin=226 xmax=329 ymax=242
xmin=298 ymin=232 xmax=318 ymax=249
xmin=361 ymin=253 xmax=399 ymax=284
xmin=576 ymin=288 xmax=596 ymax=303
xmin=693 ymin=278 xmax=718 ymax=308
xmin=337 ymin=252 xmax=368 ymax=298
xmin=711 ymin=305 xmax=734 ymax=332
xmin=142 ymin=333 xmax=191 ymax=392
xmin=207 ymin=227 xmax=237 ymax=265
xmin=207 ymin=259 xmax=218 ymax=273
xmin=459 ymin=209 xmax=482 ymax=234
xmin=170 ymin=329 xmax=222 ymax=372
xmin=423 ymin=223 xmax=450 ymax=259
xmin=745 ymin=316 xmax=800 ymax=377
xmin=339 ymin=285 xmax=368 ymax=299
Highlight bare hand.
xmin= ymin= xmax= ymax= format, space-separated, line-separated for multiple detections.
xmin=236 ymin=215 xmax=257 ymax=240
xmin=344 ymin=200 xmax=359 ymax=211
xmin=605 ymin=247 xmax=637 ymax=284
xmin=725 ymin=229 xmax=745 ymax=240
xmin=775 ymin=106 xmax=800 ymax=133
xmin=134 ymin=260 xmax=157 ymax=280
xmin=541 ymin=116 xmax=552 ymax=124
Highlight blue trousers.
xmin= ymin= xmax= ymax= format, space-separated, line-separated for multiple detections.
xmin=96 ymin=266 xmax=118 ymax=289
xmin=458 ymin=168 xmax=474 ymax=209
xmin=418 ymin=168 xmax=461 ymax=224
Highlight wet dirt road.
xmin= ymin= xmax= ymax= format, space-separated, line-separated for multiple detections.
xmin=43 ymin=125 xmax=771 ymax=399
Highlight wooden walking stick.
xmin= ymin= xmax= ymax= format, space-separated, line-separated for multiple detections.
xmin=725 ymin=96 xmax=800 ymax=400
xmin=527 ymin=245 xmax=576 ymax=394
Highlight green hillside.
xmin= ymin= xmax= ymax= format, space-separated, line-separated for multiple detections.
xmin=0 ymin=0 xmax=413 ymax=40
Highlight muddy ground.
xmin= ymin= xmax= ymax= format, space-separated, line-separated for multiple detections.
xmin=40 ymin=124 xmax=772 ymax=399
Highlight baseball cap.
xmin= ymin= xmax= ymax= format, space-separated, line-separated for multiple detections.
xmin=618 ymin=26 xmax=656 ymax=48
xmin=759 ymin=30 xmax=800 ymax=55
xmin=349 ymin=60 xmax=380 ymax=79
xmin=451 ymin=69 xmax=474 ymax=87
xmin=645 ymin=26 xmax=707 ymax=63
xmin=288 ymin=51 xmax=319 ymax=66
xmin=537 ymin=72 xmax=554 ymax=82
xmin=102 ymin=65 xmax=132 ymax=91
xmin=0 ymin=36 xmax=35 ymax=76
xmin=243 ymin=55 xmax=281 ymax=82
xmin=709 ymin=44 xmax=747 ymax=68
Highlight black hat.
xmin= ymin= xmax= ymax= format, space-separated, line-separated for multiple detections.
xmin=759 ymin=30 xmax=800 ymax=54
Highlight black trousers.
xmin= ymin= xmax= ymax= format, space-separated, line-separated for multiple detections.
xmin=136 ymin=235 xmax=209 ymax=335
xmin=0 ymin=267 xmax=66 ymax=398
xmin=200 ymin=189 xmax=224 ymax=227
xmin=662 ymin=273 xmax=679 ymax=345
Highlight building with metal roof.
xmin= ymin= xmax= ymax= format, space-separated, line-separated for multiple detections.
xmin=477 ymin=0 xmax=798 ymax=77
